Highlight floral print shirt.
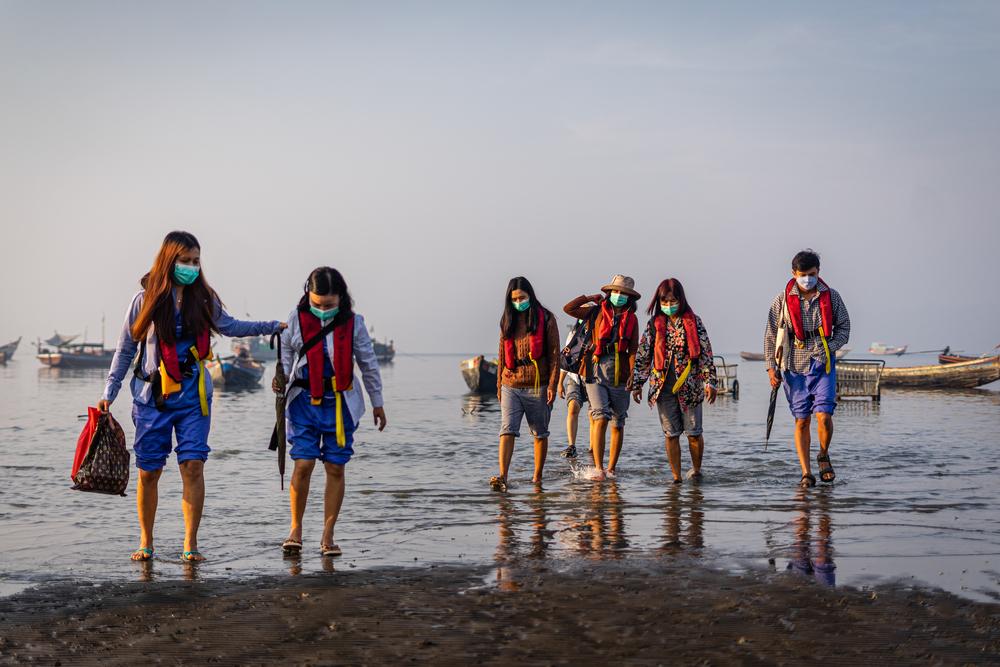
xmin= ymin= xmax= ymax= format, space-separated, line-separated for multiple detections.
xmin=630 ymin=313 xmax=717 ymax=411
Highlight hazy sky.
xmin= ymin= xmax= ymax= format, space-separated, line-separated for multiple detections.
xmin=2 ymin=1 xmax=998 ymax=355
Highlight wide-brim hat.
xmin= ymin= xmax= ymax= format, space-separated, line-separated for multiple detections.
xmin=601 ymin=274 xmax=640 ymax=299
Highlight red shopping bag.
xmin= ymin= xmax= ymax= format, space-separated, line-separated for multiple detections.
xmin=72 ymin=407 xmax=101 ymax=480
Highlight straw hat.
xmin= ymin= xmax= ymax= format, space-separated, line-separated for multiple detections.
xmin=601 ymin=274 xmax=640 ymax=299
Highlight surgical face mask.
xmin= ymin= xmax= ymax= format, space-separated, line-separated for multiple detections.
xmin=660 ymin=304 xmax=679 ymax=316
xmin=609 ymin=292 xmax=628 ymax=308
xmin=796 ymin=275 xmax=818 ymax=291
xmin=309 ymin=305 xmax=339 ymax=321
xmin=512 ymin=298 xmax=531 ymax=312
xmin=173 ymin=263 xmax=200 ymax=285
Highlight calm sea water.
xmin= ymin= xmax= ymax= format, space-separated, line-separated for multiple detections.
xmin=1 ymin=351 xmax=998 ymax=602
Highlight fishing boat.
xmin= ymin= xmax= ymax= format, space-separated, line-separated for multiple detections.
xmin=880 ymin=356 xmax=1000 ymax=389
xmin=0 ymin=336 xmax=21 ymax=360
xmin=36 ymin=332 xmax=115 ymax=369
xmin=869 ymin=342 xmax=908 ymax=356
xmin=374 ymin=339 xmax=395 ymax=364
xmin=0 ymin=351 xmax=6 ymax=364
xmin=939 ymin=353 xmax=980 ymax=364
xmin=741 ymin=347 xmax=851 ymax=362
xmin=461 ymin=354 xmax=498 ymax=394
xmin=206 ymin=354 xmax=265 ymax=389
xmin=231 ymin=335 xmax=277 ymax=361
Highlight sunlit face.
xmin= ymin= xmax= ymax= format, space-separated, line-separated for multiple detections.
xmin=309 ymin=292 xmax=340 ymax=310
xmin=510 ymin=289 xmax=530 ymax=307
xmin=792 ymin=267 xmax=819 ymax=280
xmin=176 ymin=247 xmax=201 ymax=266
xmin=659 ymin=292 xmax=680 ymax=309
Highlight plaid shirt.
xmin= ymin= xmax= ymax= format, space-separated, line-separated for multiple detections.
xmin=764 ymin=283 xmax=850 ymax=374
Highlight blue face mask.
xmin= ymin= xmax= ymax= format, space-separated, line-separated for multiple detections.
xmin=796 ymin=275 xmax=818 ymax=291
xmin=309 ymin=305 xmax=339 ymax=321
xmin=609 ymin=292 xmax=628 ymax=308
xmin=513 ymin=298 xmax=531 ymax=312
xmin=173 ymin=263 xmax=200 ymax=285
xmin=660 ymin=304 xmax=679 ymax=316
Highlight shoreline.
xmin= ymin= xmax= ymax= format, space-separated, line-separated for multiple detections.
xmin=1 ymin=558 xmax=997 ymax=665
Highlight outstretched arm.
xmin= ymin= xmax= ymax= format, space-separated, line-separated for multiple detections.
xmin=100 ymin=292 xmax=143 ymax=408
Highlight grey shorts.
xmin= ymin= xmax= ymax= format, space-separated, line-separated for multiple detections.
xmin=563 ymin=374 xmax=587 ymax=405
xmin=657 ymin=394 xmax=703 ymax=437
xmin=586 ymin=382 xmax=630 ymax=428
xmin=499 ymin=385 xmax=552 ymax=439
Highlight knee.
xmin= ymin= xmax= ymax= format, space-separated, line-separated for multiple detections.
xmin=138 ymin=469 xmax=162 ymax=485
xmin=816 ymin=412 xmax=833 ymax=427
xmin=324 ymin=462 xmax=345 ymax=479
xmin=292 ymin=460 xmax=316 ymax=478
xmin=178 ymin=460 xmax=204 ymax=481
xmin=795 ymin=418 xmax=811 ymax=431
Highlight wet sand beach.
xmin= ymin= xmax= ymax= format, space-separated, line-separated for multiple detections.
xmin=1 ymin=559 xmax=998 ymax=665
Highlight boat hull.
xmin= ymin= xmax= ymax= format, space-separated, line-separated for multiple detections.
xmin=0 ymin=337 xmax=21 ymax=360
xmin=36 ymin=352 xmax=114 ymax=368
xmin=461 ymin=355 xmax=497 ymax=394
xmin=881 ymin=356 xmax=1000 ymax=389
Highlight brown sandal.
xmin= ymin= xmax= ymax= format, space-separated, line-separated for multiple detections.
xmin=320 ymin=543 xmax=343 ymax=557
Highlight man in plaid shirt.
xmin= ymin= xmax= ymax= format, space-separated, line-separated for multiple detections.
xmin=764 ymin=250 xmax=850 ymax=487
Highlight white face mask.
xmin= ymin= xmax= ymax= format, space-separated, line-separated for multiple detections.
xmin=796 ymin=275 xmax=818 ymax=291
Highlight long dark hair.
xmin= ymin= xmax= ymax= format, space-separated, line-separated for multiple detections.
xmin=299 ymin=266 xmax=354 ymax=326
xmin=500 ymin=276 xmax=547 ymax=339
xmin=132 ymin=231 xmax=220 ymax=343
xmin=646 ymin=278 xmax=691 ymax=318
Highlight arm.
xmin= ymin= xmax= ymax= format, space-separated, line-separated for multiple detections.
xmin=827 ymin=290 xmax=851 ymax=352
xmin=101 ymin=292 xmax=143 ymax=405
xmin=763 ymin=294 xmax=783 ymax=372
xmin=213 ymin=300 xmax=282 ymax=338
xmin=279 ymin=310 xmax=296 ymax=373
xmin=353 ymin=316 xmax=384 ymax=409
xmin=564 ymin=294 xmax=598 ymax=320
xmin=630 ymin=320 xmax=654 ymax=390
xmin=546 ymin=313 xmax=560 ymax=394
xmin=696 ymin=316 xmax=717 ymax=388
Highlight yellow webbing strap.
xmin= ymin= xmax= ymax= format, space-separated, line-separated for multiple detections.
xmin=614 ymin=348 xmax=620 ymax=386
xmin=190 ymin=346 xmax=212 ymax=417
xmin=672 ymin=360 xmax=692 ymax=394
xmin=529 ymin=351 xmax=540 ymax=394
xmin=335 ymin=390 xmax=346 ymax=447
xmin=818 ymin=325 xmax=832 ymax=374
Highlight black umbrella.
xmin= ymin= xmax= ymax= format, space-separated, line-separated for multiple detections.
xmin=765 ymin=380 xmax=781 ymax=452
xmin=268 ymin=332 xmax=288 ymax=489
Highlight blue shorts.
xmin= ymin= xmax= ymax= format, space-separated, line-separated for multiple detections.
xmin=132 ymin=402 xmax=211 ymax=471
xmin=287 ymin=392 xmax=356 ymax=465
xmin=783 ymin=357 xmax=837 ymax=419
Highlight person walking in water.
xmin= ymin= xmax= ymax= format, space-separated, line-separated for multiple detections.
xmin=764 ymin=249 xmax=850 ymax=487
xmin=492 ymin=277 xmax=560 ymax=492
xmin=564 ymin=275 xmax=640 ymax=480
xmin=100 ymin=231 xmax=285 ymax=562
xmin=558 ymin=321 xmax=589 ymax=459
xmin=276 ymin=267 xmax=387 ymax=557
xmin=630 ymin=278 xmax=717 ymax=484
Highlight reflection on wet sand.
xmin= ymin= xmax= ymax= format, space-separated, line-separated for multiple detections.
xmin=660 ymin=484 xmax=704 ymax=555
xmin=786 ymin=486 xmax=836 ymax=587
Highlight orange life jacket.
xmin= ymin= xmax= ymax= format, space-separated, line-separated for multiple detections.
xmin=593 ymin=301 xmax=637 ymax=357
xmin=653 ymin=311 xmax=700 ymax=372
xmin=502 ymin=307 xmax=546 ymax=371
xmin=785 ymin=278 xmax=833 ymax=342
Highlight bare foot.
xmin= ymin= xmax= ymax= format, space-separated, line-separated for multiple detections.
xmin=594 ymin=469 xmax=606 ymax=481
xmin=606 ymin=469 xmax=617 ymax=479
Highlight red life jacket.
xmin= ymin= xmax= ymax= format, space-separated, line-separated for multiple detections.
xmin=298 ymin=308 xmax=354 ymax=402
xmin=785 ymin=278 xmax=833 ymax=341
xmin=653 ymin=311 xmax=700 ymax=372
xmin=159 ymin=330 xmax=211 ymax=382
xmin=593 ymin=301 xmax=637 ymax=357
xmin=502 ymin=307 xmax=546 ymax=370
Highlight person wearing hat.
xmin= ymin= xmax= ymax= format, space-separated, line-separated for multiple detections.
xmin=563 ymin=275 xmax=641 ymax=479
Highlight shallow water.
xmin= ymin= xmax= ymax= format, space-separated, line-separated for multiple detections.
xmin=1 ymin=351 xmax=998 ymax=602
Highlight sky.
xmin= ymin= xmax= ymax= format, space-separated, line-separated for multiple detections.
xmin=1 ymin=1 xmax=999 ymax=355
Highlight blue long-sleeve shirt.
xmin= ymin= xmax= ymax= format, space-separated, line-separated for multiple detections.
xmin=102 ymin=288 xmax=281 ymax=405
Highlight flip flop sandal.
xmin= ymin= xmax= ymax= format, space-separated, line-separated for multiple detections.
xmin=130 ymin=547 xmax=154 ymax=561
xmin=282 ymin=539 xmax=303 ymax=555
xmin=182 ymin=551 xmax=205 ymax=562
xmin=799 ymin=473 xmax=817 ymax=488
xmin=817 ymin=453 xmax=836 ymax=483
xmin=320 ymin=543 xmax=343 ymax=557
xmin=489 ymin=475 xmax=508 ymax=493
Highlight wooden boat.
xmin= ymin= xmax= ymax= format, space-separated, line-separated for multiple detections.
xmin=461 ymin=354 xmax=498 ymax=394
xmin=869 ymin=342 xmax=908 ymax=356
xmin=741 ymin=347 xmax=850 ymax=362
xmin=206 ymin=355 xmax=265 ymax=389
xmin=939 ymin=353 xmax=980 ymax=364
xmin=880 ymin=356 xmax=1000 ymax=389
xmin=0 ymin=336 xmax=21 ymax=360
xmin=374 ymin=339 xmax=395 ymax=364
xmin=231 ymin=335 xmax=277 ymax=361
xmin=36 ymin=338 xmax=115 ymax=369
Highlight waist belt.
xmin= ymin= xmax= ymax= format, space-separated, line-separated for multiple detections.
xmin=290 ymin=377 xmax=349 ymax=448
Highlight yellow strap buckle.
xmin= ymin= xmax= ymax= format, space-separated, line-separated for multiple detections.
xmin=818 ymin=326 xmax=832 ymax=374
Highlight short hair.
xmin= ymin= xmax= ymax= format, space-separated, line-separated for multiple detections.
xmin=792 ymin=249 xmax=820 ymax=272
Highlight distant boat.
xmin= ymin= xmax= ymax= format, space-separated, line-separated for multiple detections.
xmin=0 ymin=351 xmax=6 ymax=365
xmin=869 ymin=342 xmax=908 ymax=356
xmin=373 ymin=339 xmax=395 ymax=364
xmin=461 ymin=355 xmax=497 ymax=394
xmin=206 ymin=354 xmax=265 ymax=389
xmin=741 ymin=347 xmax=851 ymax=362
xmin=36 ymin=331 xmax=114 ymax=369
xmin=0 ymin=337 xmax=22 ymax=361
xmin=231 ymin=335 xmax=277 ymax=361
xmin=881 ymin=356 xmax=1000 ymax=389
xmin=939 ymin=353 xmax=980 ymax=365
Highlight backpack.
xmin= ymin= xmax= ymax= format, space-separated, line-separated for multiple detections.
xmin=71 ymin=407 xmax=130 ymax=496
xmin=560 ymin=314 xmax=595 ymax=373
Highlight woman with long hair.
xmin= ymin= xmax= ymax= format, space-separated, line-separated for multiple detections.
xmin=275 ymin=267 xmax=387 ymax=557
xmin=491 ymin=276 xmax=560 ymax=492
xmin=100 ymin=231 xmax=285 ymax=562
xmin=630 ymin=278 xmax=717 ymax=484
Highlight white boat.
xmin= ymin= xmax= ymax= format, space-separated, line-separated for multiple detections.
xmin=869 ymin=342 xmax=908 ymax=356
